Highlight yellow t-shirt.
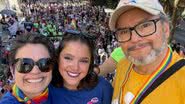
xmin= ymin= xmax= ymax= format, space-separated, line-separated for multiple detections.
xmin=112 ymin=51 xmax=185 ymax=104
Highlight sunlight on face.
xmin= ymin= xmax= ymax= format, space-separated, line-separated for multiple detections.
xmin=58 ymin=41 xmax=91 ymax=90
xmin=126 ymin=33 xmax=166 ymax=65
xmin=15 ymin=44 xmax=52 ymax=98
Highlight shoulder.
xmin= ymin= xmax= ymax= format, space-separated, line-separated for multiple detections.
xmin=0 ymin=92 xmax=20 ymax=104
xmin=112 ymin=59 xmax=131 ymax=100
xmin=171 ymin=56 xmax=185 ymax=78
xmin=95 ymin=77 xmax=113 ymax=104
xmin=95 ymin=76 xmax=113 ymax=91
xmin=171 ymin=52 xmax=185 ymax=74
xmin=98 ymin=76 xmax=112 ymax=86
xmin=48 ymin=84 xmax=64 ymax=94
xmin=117 ymin=58 xmax=130 ymax=65
xmin=168 ymin=52 xmax=185 ymax=86
xmin=115 ymin=59 xmax=131 ymax=81
xmin=117 ymin=59 xmax=131 ymax=73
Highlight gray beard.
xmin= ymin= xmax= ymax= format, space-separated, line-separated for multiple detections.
xmin=126 ymin=34 xmax=167 ymax=66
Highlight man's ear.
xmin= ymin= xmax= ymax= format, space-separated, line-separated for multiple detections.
xmin=162 ymin=21 xmax=170 ymax=38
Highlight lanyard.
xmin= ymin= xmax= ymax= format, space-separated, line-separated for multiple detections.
xmin=119 ymin=48 xmax=172 ymax=104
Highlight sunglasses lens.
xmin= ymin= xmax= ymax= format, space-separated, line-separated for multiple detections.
xmin=15 ymin=58 xmax=33 ymax=73
xmin=37 ymin=58 xmax=52 ymax=72
xmin=14 ymin=58 xmax=53 ymax=73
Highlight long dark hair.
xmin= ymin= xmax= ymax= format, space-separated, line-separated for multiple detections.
xmin=51 ymin=30 xmax=98 ymax=89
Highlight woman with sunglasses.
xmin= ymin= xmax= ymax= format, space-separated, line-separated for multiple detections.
xmin=0 ymin=33 xmax=56 ymax=104
xmin=49 ymin=30 xmax=113 ymax=104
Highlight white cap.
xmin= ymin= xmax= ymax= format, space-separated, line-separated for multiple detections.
xmin=109 ymin=0 xmax=165 ymax=31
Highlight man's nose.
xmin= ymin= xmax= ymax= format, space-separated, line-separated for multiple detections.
xmin=130 ymin=30 xmax=143 ymax=42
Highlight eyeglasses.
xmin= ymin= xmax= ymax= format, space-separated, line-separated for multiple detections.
xmin=13 ymin=58 xmax=53 ymax=73
xmin=115 ymin=18 xmax=161 ymax=43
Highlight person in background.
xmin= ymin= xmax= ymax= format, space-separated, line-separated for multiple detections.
xmin=50 ymin=30 xmax=113 ymax=104
xmin=109 ymin=0 xmax=185 ymax=104
xmin=24 ymin=17 xmax=33 ymax=32
xmin=0 ymin=33 xmax=56 ymax=104
xmin=97 ymin=47 xmax=125 ymax=76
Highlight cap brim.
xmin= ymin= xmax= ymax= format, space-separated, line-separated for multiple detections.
xmin=109 ymin=4 xmax=161 ymax=31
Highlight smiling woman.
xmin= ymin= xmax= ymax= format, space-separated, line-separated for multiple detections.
xmin=50 ymin=30 xmax=113 ymax=104
xmin=0 ymin=33 xmax=56 ymax=104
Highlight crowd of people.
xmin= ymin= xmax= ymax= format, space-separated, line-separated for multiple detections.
xmin=0 ymin=1 xmax=118 ymax=99
xmin=0 ymin=0 xmax=185 ymax=103
xmin=0 ymin=1 xmax=119 ymax=63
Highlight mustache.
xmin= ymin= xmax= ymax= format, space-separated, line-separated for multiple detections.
xmin=128 ymin=42 xmax=152 ymax=51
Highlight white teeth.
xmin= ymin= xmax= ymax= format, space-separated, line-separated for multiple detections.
xmin=27 ymin=78 xmax=43 ymax=83
xmin=67 ymin=72 xmax=80 ymax=77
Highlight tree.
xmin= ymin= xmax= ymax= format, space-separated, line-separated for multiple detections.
xmin=160 ymin=0 xmax=185 ymax=42
xmin=106 ymin=0 xmax=119 ymax=9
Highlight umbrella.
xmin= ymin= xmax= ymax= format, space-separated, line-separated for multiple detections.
xmin=0 ymin=9 xmax=16 ymax=16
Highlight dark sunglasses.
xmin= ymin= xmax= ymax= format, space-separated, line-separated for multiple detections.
xmin=13 ymin=58 xmax=53 ymax=73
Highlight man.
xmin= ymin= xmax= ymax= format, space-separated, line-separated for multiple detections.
xmin=109 ymin=0 xmax=185 ymax=104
